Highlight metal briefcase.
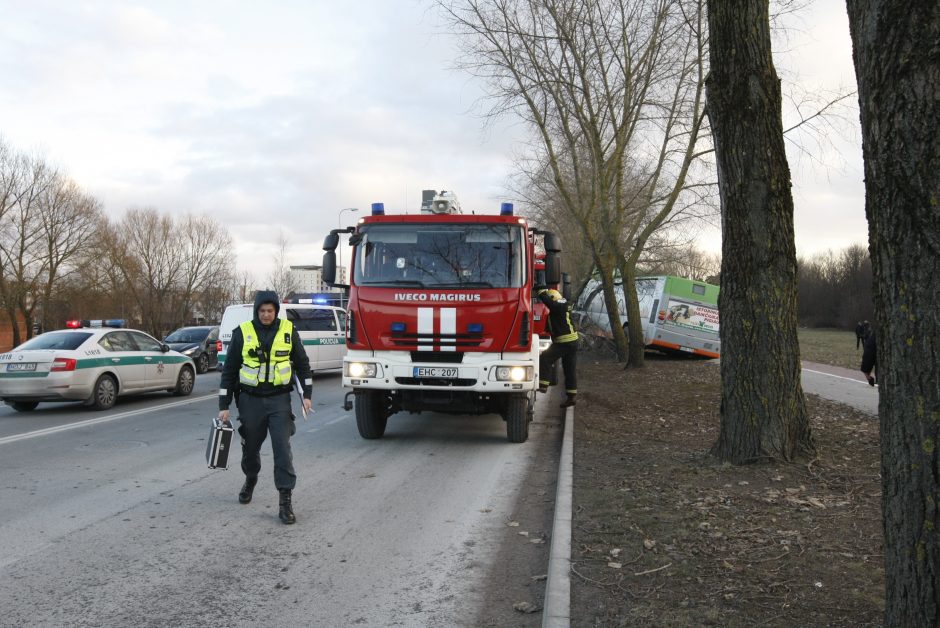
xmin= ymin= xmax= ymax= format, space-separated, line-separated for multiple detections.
xmin=206 ymin=418 xmax=235 ymax=469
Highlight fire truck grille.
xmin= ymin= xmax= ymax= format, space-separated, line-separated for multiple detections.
xmin=410 ymin=351 xmax=464 ymax=363
xmin=395 ymin=377 xmax=477 ymax=387
xmin=390 ymin=334 xmax=484 ymax=349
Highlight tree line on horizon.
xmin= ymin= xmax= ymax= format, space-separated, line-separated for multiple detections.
xmin=0 ymin=137 xmax=240 ymax=342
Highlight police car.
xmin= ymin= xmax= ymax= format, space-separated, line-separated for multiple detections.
xmin=0 ymin=320 xmax=196 ymax=412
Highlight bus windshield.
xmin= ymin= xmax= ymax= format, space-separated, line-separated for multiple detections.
xmin=353 ymin=223 xmax=525 ymax=289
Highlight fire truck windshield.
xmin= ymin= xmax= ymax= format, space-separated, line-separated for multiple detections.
xmin=353 ymin=223 xmax=525 ymax=289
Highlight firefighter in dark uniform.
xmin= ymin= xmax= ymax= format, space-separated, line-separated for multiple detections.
xmin=537 ymin=288 xmax=579 ymax=408
xmin=218 ymin=290 xmax=313 ymax=524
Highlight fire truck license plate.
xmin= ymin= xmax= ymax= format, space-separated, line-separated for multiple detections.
xmin=413 ymin=367 xmax=458 ymax=378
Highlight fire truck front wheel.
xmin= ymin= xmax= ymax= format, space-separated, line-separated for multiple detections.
xmin=504 ymin=394 xmax=529 ymax=443
xmin=355 ymin=390 xmax=388 ymax=439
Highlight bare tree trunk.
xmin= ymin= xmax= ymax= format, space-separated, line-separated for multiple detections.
xmin=595 ymin=262 xmax=627 ymax=362
xmin=617 ymin=260 xmax=646 ymax=366
xmin=705 ymin=0 xmax=813 ymax=463
xmin=846 ymin=1 xmax=940 ymax=624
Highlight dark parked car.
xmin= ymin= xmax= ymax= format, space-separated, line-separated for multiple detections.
xmin=163 ymin=326 xmax=219 ymax=374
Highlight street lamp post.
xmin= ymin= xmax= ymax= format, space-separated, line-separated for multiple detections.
xmin=337 ymin=208 xmax=359 ymax=305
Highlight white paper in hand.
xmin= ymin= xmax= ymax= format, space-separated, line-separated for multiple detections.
xmin=293 ymin=374 xmax=308 ymax=420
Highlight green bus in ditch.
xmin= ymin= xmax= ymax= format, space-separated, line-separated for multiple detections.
xmin=575 ymin=275 xmax=720 ymax=358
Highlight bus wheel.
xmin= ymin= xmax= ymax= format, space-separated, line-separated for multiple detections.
xmin=505 ymin=394 xmax=529 ymax=443
xmin=355 ymin=390 xmax=388 ymax=439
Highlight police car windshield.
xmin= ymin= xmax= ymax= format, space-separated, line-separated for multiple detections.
xmin=18 ymin=331 xmax=93 ymax=351
xmin=353 ymin=223 xmax=524 ymax=289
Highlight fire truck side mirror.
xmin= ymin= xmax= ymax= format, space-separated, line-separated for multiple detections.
xmin=323 ymin=233 xmax=340 ymax=250
xmin=543 ymin=233 xmax=562 ymax=253
xmin=322 ymin=251 xmax=337 ymax=285
xmin=544 ymin=252 xmax=561 ymax=285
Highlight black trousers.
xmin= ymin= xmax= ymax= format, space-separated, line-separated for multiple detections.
xmin=539 ymin=340 xmax=578 ymax=394
xmin=236 ymin=391 xmax=296 ymax=490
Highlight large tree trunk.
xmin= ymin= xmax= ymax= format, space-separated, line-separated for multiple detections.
xmin=705 ymin=0 xmax=813 ymax=463
xmin=618 ymin=262 xmax=646 ymax=367
xmin=846 ymin=1 xmax=940 ymax=624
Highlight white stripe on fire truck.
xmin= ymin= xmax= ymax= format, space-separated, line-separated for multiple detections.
xmin=418 ymin=307 xmax=434 ymax=350
xmin=440 ymin=308 xmax=456 ymax=351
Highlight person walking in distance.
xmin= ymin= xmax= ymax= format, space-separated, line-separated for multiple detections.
xmin=218 ymin=290 xmax=313 ymax=524
xmin=860 ymin=326 xmax=878 ymax=387
xmin=536 ymin=288 xmax=579 ymax=408
xmin=855 ymin=320 xmax=872 ymax=350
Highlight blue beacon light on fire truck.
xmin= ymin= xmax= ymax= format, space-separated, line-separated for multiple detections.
xmin=371 ymin=202 xmax=385 ymax=216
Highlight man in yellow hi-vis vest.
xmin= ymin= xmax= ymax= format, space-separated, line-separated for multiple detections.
xmin=219 ymin=290 xmax=313 ymax=524
xmin=537 ymin=288 xmax=579 ymax=408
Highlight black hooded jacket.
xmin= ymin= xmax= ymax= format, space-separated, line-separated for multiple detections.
xmin=218 ymin=290 xmax=312 ymax=410
xmin=860 ymin=328 xmax=877 ymax=376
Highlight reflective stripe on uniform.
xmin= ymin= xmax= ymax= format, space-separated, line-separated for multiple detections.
xmin=238 ymin=319 xmax=295 ymax=387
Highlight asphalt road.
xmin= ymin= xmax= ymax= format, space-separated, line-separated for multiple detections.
xmin=0 ymin=371 xmax=563 ymax=627
xmin=801 ymin=360 xmax=879 ymax=416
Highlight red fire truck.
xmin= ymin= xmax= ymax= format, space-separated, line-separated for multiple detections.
xmin=322 ymin=190 xmax=561 ymax=443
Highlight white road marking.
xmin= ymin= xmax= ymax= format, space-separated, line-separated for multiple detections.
xmin=0 ymin=394 xmax=217 ymax=446
xmin=803 ymin=368 xmax=869 ymax=384
xmin=304 ymin=414 xmax=348 ymax=433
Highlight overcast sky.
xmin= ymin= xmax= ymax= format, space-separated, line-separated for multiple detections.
xmin=0 ymin=1 xmax=866 ymax=280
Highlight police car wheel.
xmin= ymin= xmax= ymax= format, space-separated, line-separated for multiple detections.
xmin=11 ymin=401 xmax=39 ymax=412
xmin=90 ymin=375 xmax=118 ymax=410
xmin=173 ymin=366 xmax=195 ymax=396
xmin=196 ymin=353 xmax=209 ymax=374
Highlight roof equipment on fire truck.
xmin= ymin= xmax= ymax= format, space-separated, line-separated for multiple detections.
xmin=421 ymin=189 xmax=462 ymax=215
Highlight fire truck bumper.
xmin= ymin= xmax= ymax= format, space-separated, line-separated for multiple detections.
xmin=342 ymin=350 xmax=539 ymax=393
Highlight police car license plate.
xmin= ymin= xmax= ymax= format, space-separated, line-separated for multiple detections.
xmin=7 ymin=363 xmax=36 ymax=372
xmin=413 ymin=367 xmax=457 ymax=378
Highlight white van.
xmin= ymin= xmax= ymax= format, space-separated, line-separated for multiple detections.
xmin=217 ymin=303 xmax=347 ymax=372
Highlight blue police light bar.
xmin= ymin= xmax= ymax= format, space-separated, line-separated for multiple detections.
xmin=372 ymin=202 xmax=385 ymax=215
xmin=500 ymin=202 xmax=513 ymax=216
xmin=75 ymin=319 xmax=124 ymax=328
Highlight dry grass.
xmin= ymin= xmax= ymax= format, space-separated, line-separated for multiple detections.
xmin=570 ymin=339 xmax=883 ymax=627
xmin=797 ymin=328 xmax=862 ymax=370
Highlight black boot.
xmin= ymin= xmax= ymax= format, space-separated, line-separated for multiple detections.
xmin=238 ymin=476 xmax=257 ymax=504
xmin=278 ymin=489 xmax=296 ymax=524
xmin=560 ymin=394 xmax=577 ymax=408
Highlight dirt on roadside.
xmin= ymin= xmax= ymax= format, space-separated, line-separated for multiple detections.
xmin=571 ymin=352 xmax=884 ymax=627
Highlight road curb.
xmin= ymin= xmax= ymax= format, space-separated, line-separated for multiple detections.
xmin=542 ymin=406 xmax=573 ymax=627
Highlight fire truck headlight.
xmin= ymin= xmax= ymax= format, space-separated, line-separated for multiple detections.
xmin=510 ymin=366 xmax=529 ymax=381
xmin=347 ymin=362 xmax=378 ymax=378
xmin=496 ymin=366 xmax=532 ymax=382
